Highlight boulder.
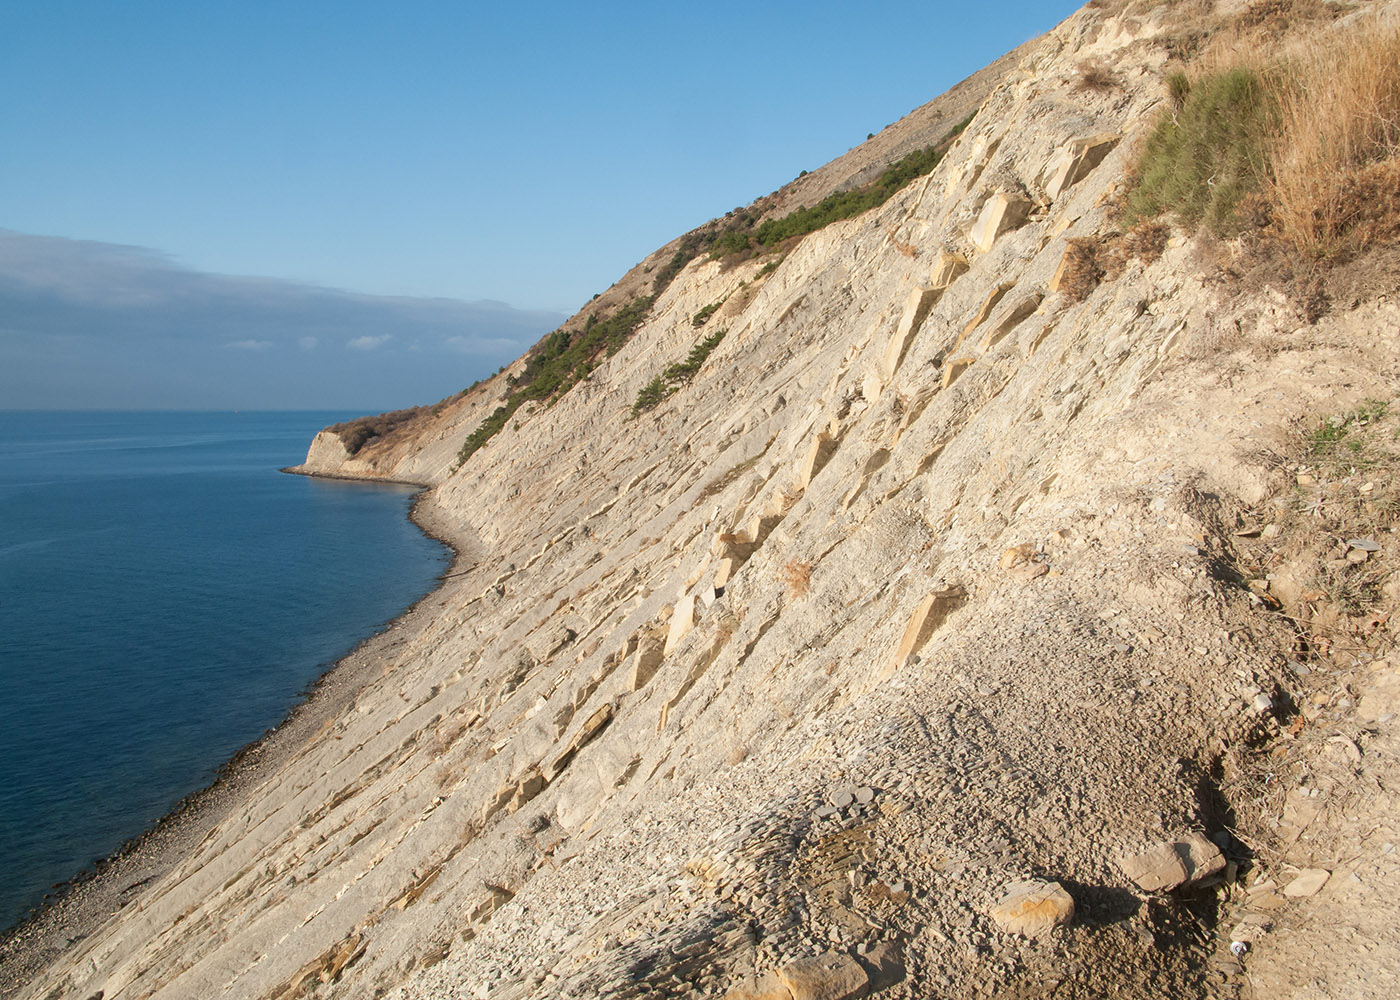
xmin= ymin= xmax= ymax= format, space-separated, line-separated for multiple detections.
xmin=989 ymin=879 xmax=1075 ymax=937
xmin=776 ymin=951 xmax=869 ymax=1000
xmin=724 ymin=971 xmax=792 ymax=1000
xmin=1120 ymin=833 xmax=1225 ymax=892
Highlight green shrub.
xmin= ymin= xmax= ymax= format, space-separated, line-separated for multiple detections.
xmin=455 ymin=297 xmax=654 ymax=467
xmin=663 ymin=329 xmax=727 ymax=384
xmin=692 ymin=302 xmax=722 ymax=327
xmin=632 ymin=376 xmax=668 ymax=416
xmin=1124 ymin=67 xmax=1273 ymax=233
xmin=707 ymin=230 xmax=753 ymax=260
xmin=632 ymin=328 xmax=729 ymax=417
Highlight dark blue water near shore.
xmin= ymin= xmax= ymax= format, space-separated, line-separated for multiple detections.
xmin=0 ymin=411 xmax=451 ymax=931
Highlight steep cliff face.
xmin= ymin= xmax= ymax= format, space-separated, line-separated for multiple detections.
xmin=18 ymin=3 xmax=1400 ymax=999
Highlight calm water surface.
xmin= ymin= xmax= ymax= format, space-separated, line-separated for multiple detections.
xmin=0 ymin=411 xmax=451 ymax=930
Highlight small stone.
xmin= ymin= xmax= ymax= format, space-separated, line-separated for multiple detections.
xmin=1347 ymin=537 xmax=1382 ymax=552
xmin=1346 ymin=548 xmax=1370 ymax=564
xmin=855 ymin=786 xmax=875 ymax=805
xmin=1297 ymin=474 xmax=1316 ymax=486
xmin=831 ymin=789 xmax=855 ymax=809
xmin=1283 ymin=868 xmax=1330 ymax=898
xmin=1230 ymin=915 xmax=1272 ymax=944
xmin=1009 ymin=561 xmax=1049 ymax=582
xmin=988 ymin=879 xmax=1074 ymax=938
xmin=1252 ymin=692 xmax=1274 ymax=713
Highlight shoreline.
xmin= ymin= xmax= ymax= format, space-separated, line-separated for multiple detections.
xmin=0 ymin=471 xmax=471 ymax=998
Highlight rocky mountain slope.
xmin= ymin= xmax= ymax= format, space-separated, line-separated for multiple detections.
xmin=9 ymin=2 xmax=1400 ymax=998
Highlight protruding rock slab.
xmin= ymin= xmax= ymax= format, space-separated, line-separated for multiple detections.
xmin=776 ymin=951 xmax=869 ymax=1000
xmin=1042 ymin=133 xmax=1120 ymax=201
xmin=1120 ymin=833 xmax=1225 ymax=892
xmin=989 ymin=879 xmax=1075 ymax=938
xmin=797 ymin=431 xmax=839 ymax=490
xmin=882 ymin=285 xmax=942 ymax=380
xmin=627 ymin=627 xmax=667 ymax=691
xmin=981 ymin=292 xmax=1043 ymax=350
xmin=942 ymin=356 xmax=975 ymax=388
xmin=970 ymin=191 xmax=1032 ymax=252
xmin=956 ymin=282 xmax=1013 ymax=350
xmin=929 ymin=251 xmax=969 ymax=288
xmin=663 ymin=594 xmax=697 ymax=656
xmin=886 ymin=585 xmax=966 ymax=678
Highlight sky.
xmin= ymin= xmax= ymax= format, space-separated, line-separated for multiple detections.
xmin=0 ymin=0 xmax=1084 ymax=410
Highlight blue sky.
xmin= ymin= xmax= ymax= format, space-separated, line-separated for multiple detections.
xmin=0 ymin=1 xmax=1083 ymax=409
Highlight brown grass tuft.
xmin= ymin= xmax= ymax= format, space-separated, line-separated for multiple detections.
xmin=1268 ymin=23 xmax=1400 ymax=260
xmin=781 ymin=560 xmax=812 ymax=599
xmin=1058 ymin=238 xmax=1108 ymax=303
xmin=1075 ymin=61 xmax=1119 ymax=92
xmin=1120 ymin=220 xmax=1170 ymax=265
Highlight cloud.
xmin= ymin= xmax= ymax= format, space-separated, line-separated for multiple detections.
xmin=346 ymin=334 xmax=391 ymax=351
xmin=444 ymin=334 xmax=526 ymax=354
xmin=0 ymin=229 xmax=568 ymax=409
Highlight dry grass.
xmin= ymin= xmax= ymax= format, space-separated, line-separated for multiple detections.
xmin=1058 ymin=238 xmax=1107 ymax=303
xmin=1267 ymin=24 xmax=1400 ymax=260
xmin=1075 ymin=60 xmax=1119 ymax=92
xmin=1058 ymin=222 xmax=1169 ymax=303
xmin=781 ymin=560 xmax=812 ymax=599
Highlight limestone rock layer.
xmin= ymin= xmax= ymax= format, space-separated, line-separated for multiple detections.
xmin=16 ymin=3 xmax=1400 ymax=1000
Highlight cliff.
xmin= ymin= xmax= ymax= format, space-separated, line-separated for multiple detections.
xmin=11 ymin=2 xmax=1400 ymax=998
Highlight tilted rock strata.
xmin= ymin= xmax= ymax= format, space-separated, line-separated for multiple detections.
xmin=19 ymin=3 xmax=1400 ymax=999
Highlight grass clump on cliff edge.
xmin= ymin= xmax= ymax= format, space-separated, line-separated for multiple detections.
xmin=1123 ymin=66 xmax=1273 ymax=234
xmin=1124 ymin=18 xmax=1400 ymax=260
xmin=455 ymin=297 xmax=654 ymax=468
xmin=1268 ymin=25 xmax=1400 ymax=260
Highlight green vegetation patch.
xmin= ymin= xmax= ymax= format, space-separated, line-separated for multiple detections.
xmin=1123 ymin=67 xmax=1274 ymax=233
xmin=633 ymin=328 xmax=728 ymax=416
xmin=455 ymin=297 xmax=654 ymax=468
xmin=751 ymin=140 xmax=955 ymax=248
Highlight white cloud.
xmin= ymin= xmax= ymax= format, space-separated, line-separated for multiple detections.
xmin=346 ymin=334 xmax=391 ymax=351
xmin=298 ymin=335 xmax=318 ymax=350
xmin=445 ymin=334 xmax=523 ymax=353
xmin=224 ymin=339 xmax=274 ymax=351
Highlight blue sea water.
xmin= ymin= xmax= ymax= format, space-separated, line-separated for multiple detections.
xmin=0 ymin=411 xmax=452 ymax=931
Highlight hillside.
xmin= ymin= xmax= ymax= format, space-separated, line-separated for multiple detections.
xmin=7 ymin=2 xmax=1400 ymax=999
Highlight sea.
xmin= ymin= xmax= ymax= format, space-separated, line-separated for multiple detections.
xmin=0 ymin=411 xmax=452 ymax=932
